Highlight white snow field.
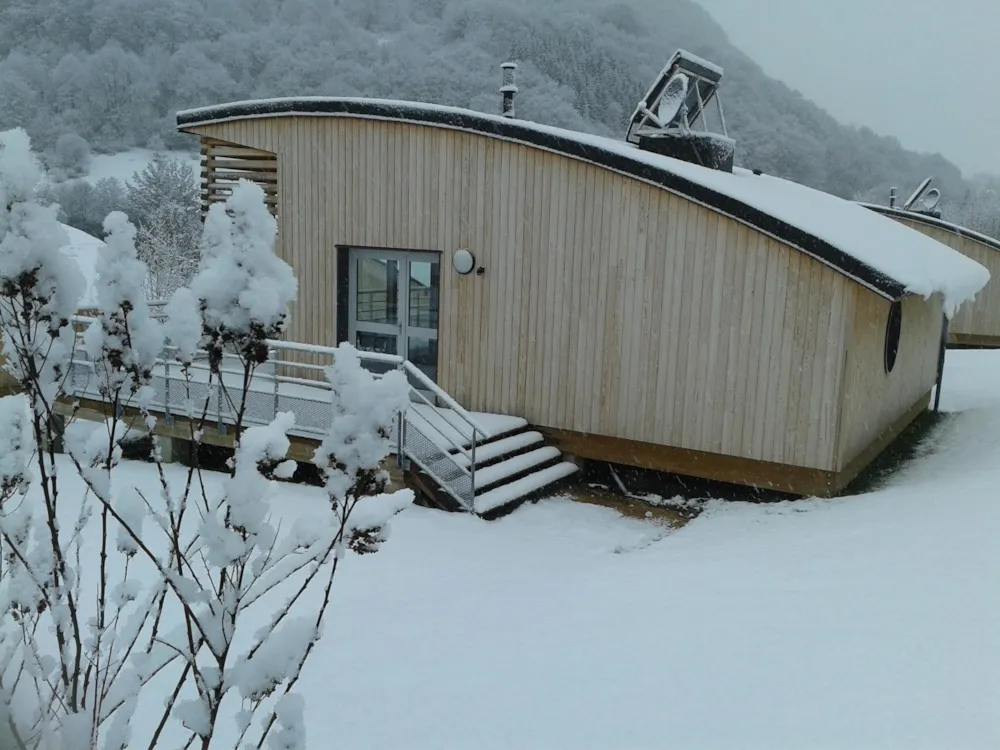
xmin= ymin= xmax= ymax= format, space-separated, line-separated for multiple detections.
xmin=290 ymin=350 xmax=1000 ymax=750
xmin=22 ymin=350 xmax=1000 ymax=748
xmin=83 ymin=148 xmax=200 ymax=185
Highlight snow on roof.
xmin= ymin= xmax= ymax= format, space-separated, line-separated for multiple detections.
xmin=60 ymin=223 xmax=104 ymax=308
xmin=178 ymin=97 xmax=990 ymax=317
xmin=683 ymin=171 xmax=989 ymax=318
xmin=858 ymin=203 xmax=1000 ymax=254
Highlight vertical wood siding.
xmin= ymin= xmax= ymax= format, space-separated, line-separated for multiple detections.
xmin=835 ymin=292 xmax=942 ymax=469
xmin=183 ymin=117 xmax=938 ymax=472
xmin=890 ymin=217 xmax=1000 ymax=341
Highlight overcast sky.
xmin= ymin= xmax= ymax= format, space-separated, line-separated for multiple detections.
xmin=693 ymin=0 xmax=1000 ymax=178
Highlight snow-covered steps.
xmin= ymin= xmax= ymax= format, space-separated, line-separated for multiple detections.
xmin=459 ymin=425 xmax=579 ymax=518
xmin=407 ymin=406 xmax=528 ymax=453
xmin=474 ymin=462 xmax=579 ymax=517
xmin=399 ymin=404 xmax=578 ymax=517
xmin=473 ymin=446 xmax=562 ymax=490
xmin=453 ymin=430 xmax=545 ymax=469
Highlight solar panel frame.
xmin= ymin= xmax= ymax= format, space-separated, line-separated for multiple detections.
xmin=626 ymin=49 xmax=724 ymax=144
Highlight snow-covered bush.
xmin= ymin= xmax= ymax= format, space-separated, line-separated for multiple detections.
xmin=0 ymin=133 xmax=412 ymax=748
xmin=189 ymin=179 xmax=297 ymax=375
xmin=53 ymin=133 xmax=91 ymax=179
xmin=37 ymin=177 xmax=128 ymax=238
xmin=0 ymin=128 xmax=84 ymax=408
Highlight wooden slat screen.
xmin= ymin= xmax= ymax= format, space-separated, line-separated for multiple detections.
xmin=200 ymin=137 xmax=278 ymax=217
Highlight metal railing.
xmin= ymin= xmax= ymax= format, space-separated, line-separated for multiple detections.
xmin=66 ymin=317 xmax=489 ymax=512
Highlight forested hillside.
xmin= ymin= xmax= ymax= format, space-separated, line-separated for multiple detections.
xmin=1 ymin=0 xmax=996 ymax=231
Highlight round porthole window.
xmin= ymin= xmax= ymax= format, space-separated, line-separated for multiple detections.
xmin=453 ymin=248 xmax=476 ymax=275
xmin=884 ymin=300 xmax=902 ymax=373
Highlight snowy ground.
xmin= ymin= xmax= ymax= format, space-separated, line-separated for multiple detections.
xmin=22 ymin=350 xmax=1000 ymax=748
xmin=293 ymin=350 xmax=1000 ymax=749
xmin=60 ymin=223 xmax=104 ymax=306
xmin=83 ymin=148 xmax=200 ymax=186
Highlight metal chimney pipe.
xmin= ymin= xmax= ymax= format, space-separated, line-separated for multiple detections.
xmin=889 ymin=186 xmax=897 ymax=208
xmin=500 ymin=62 xmax=518 ymax=118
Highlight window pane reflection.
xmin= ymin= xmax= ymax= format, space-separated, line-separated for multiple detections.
xmin=355 ymin=331 xmax=397 ymax=356
xmin=407 ymin=336 xmax=438 ymax=383
xmin=356 ymin=258 xmax=399 ymax=324
xmin=408 ymin=260 xmax=439 ymax=330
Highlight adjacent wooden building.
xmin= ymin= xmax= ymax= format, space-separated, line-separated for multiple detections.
xmin=177 ymin=97 xmax=988 ymax=498
xmin=862 ymin=204 xmax=1000 ymax=348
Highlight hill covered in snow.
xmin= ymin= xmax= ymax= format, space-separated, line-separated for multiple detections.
xmin=0 ymin=0 xmax=985 ymax=210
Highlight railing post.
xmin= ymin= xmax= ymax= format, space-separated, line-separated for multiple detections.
xmin=469 ymin=429 xmax=477 ymax=508
xmin=272 ymin=347 xmax=280 ymax=421
xmin=396 ymin=410 xmax=406 ymax=470
xmin=934 ymin=313 xmax=949 ymax=412
xmin=164 ymin=359 xmax=172 ymax=425
xmin=396 ymin=362 xmax=406 ymax=464
xmin=217 ymin=379 xmax=226 ymax=435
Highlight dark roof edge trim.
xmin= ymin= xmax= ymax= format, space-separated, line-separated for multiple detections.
xmin=178 ymin=99 xmax=907 ymax=300
xmin=860 ymin=203 xmax=1000 ymax=254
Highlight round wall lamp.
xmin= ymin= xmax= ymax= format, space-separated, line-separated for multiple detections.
xmin=453 ymin=248 xmax=476 ymax=275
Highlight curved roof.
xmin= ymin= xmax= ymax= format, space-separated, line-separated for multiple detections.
xmin=177 ymin=97 xmax=990 ymax=316
xmin=859 ymin=203 xmax=1000 ymax=254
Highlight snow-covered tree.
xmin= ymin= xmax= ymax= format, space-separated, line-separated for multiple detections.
xmin=77 ymin=42 xmax=154 ymax=148
xmin=0 ymin=133 xmax=413 ymax=748
xmin=126 ymin=155 xmax=198 ymax=229
xmin=127 ymin=155 xmax=201 ymax=300
xmin=948 ymin=180 xmax=1000 ymax=240
xmin=52 ymin=132 xmax=91 ymax=179
xmin=38 ymin=177 xmax=129 ymax=238
xmin=135 ymin=206 xmax=201 ymax=301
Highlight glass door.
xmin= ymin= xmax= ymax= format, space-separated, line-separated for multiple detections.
xmin=404 ymin=256 xmax=440 ymax=383
xmin=347 ymin=248 xmax=440 ymax=382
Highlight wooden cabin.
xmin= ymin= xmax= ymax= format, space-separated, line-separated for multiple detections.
xmin=176 ymin=97 xmax=988 ymax=499
xmin=862 ymin=204 xmax=1000 ymax=348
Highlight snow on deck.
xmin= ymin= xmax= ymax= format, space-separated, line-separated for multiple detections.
xmin=69 ymin=357 xmax=526 ymax=448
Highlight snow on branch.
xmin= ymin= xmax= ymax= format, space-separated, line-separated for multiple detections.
xmin=315 ymin=343 xmax=411 ymax=512
xmin=82 ymin=210 xmax=164 ymax=411
xmin=0 ymin=141 xmax=415 ymax=749
xmin=0 ymin=394 xmax=32 ymax=499
xmin=0 ymin=128 xmax=84 ymax=410
xmin=189 ymin=179 xmax=297 ymax=370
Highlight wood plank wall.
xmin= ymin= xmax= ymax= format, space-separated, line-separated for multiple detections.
xmin=835 ymin=292 xmax=942 ymax=469
xmin=183 ymin=116 xmax=940 ymax=472
xmin=890 ymin=217 xmax=1000 ymax=341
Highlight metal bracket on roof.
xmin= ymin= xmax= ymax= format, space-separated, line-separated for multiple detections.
xmin=625 ymin=49 xmax=726 ymax=145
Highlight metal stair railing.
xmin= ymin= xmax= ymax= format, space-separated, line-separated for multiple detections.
xmin=269 ymin=340 xmax=490 ymax=512
xmin=66 ymin=319 xmax=491 ymax=512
